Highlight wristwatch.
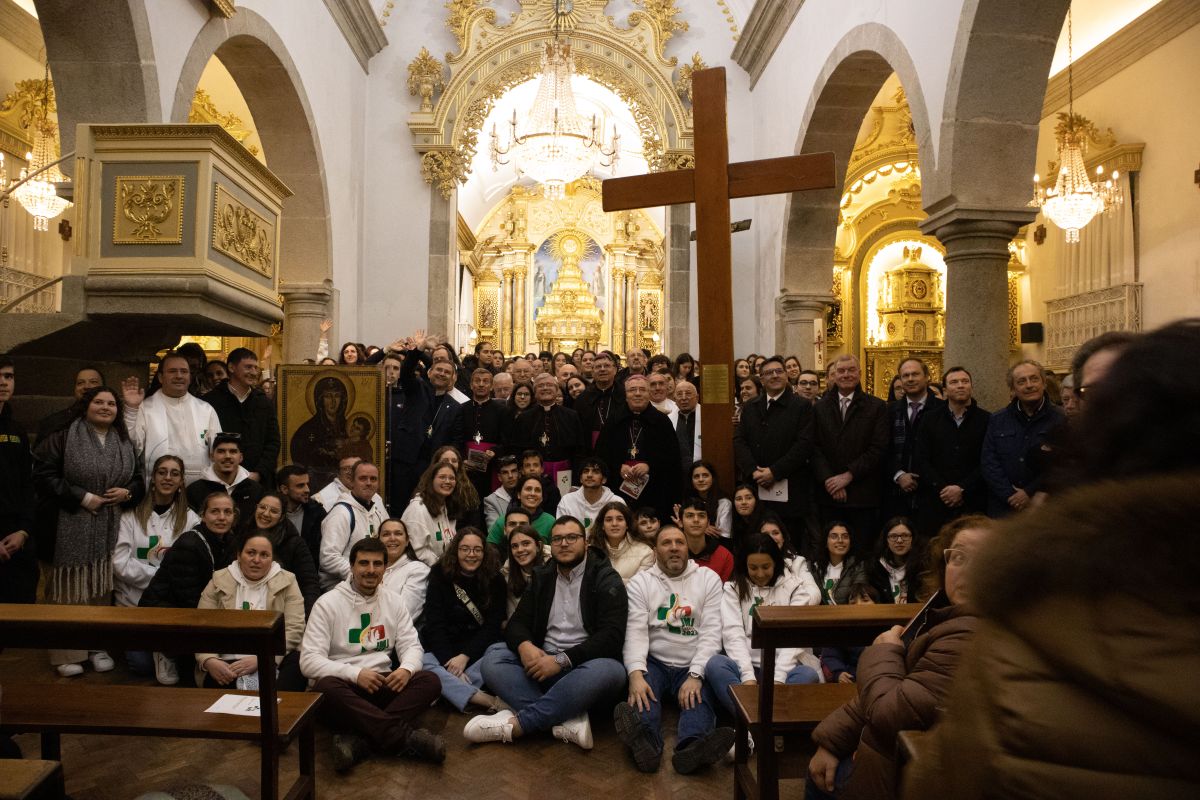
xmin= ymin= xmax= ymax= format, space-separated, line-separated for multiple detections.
xmin=688 ymin=670 xmax=703 ymax=682
xmin=554 ymin=652 xmax=572 ymax=670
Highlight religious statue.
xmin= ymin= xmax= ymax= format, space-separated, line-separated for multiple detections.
xmin=533 ymin=262 xmax=547 ymax=301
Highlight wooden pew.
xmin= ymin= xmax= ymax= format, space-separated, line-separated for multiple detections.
xmin=730 ymin=604 xmax=918 ymax=800
xmin=0 ymin=605 xmax=322 ymax=800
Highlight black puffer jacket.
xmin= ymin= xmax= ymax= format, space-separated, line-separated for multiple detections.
xmin=139 ymin=525 xmax=235 ymax=609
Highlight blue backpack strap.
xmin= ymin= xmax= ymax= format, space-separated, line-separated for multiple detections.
xmin=333 ymin=501 xmax=356 ymax=534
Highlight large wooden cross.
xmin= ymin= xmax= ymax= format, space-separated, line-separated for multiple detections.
xmin=602 ymin=67 xmax=836 ymax=492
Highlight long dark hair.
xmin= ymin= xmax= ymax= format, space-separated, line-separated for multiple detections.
xmin=759 ymin=512 xmax=798 ymax=559
xmin=588 ymin=500 xmax=633 ymax=548
xmin=439 ymin=527 xmax=500 ymax=608
xmin=338 ymin=341 xmax=367 ymax=365
xmin=733 ymin=533 xmax=785 ymax=602
xmin=813 ymin=519 xmax=854 ymax=572
xmin=71 ymin=386 xmax=129 ymax=439
xmin=875 ymin=516 xmax=925 ymax=571
xmin=242 ymin=492 xmax=300 ymax=556
xmin=504 ymin=523 xmax=544 ymax=599
xmin=415 ymin=460 xmax=464 ymax=519
xmin=689 ymin=459 xmax=727 ymax=521
xmin=731 ymin=482 xmax=763 ymax=543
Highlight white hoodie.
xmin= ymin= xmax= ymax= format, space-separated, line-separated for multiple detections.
xmin=200 ymin=463 xmax=251 ymax=491
xmin=299 ymin=579 xmax=424 ymax=686
xmin=401 ymin=496 xmax=456 ymax=567
xmin=381 ymin=555 xmax=430 ymax=623
xmin=556 ymin=485 xmax=617 ymax=529
xmin=721 ymin=577 xmax=822 ymax=683
xmin=113 ymin=505 xmax=200 ymax=607
xmin=624 ymin=560 xmax=723 ymax=675
xmin=319 ymin=495 xmax=390 ymax=590
xmin=782 ymin=554 xmax=823 ymax=605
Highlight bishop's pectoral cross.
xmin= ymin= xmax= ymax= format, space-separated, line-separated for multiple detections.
xmin=602 ymin=67 xmax=836 ymax=488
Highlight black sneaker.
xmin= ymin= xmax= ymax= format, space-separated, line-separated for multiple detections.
xmin=613 ymin=702 xmax=661 ymax=773
xmin=399 ymin=727 xmax=446 ymax=764
xmin=331 ymin=733 xmax=370 ymax=773
xmin=672 ymin=727 xmax=736 ymax=775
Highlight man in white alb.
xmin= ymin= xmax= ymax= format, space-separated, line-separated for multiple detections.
xmin=122 ymin=352 xmax=221 ymax=485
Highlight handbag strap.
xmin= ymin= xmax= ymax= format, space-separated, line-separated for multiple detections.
xmin=452 ymin=582 xmax=484 ymax=626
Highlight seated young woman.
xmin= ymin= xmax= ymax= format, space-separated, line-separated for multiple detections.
xmin=244 ymin=492 xmax=321 ymax=615
xmin=486 ymin=475 xmax=554 ymax=545
xmin=806 ymin=520 xmax=866 ymax=605
xmin=499 ymin=523 xmax=545 ymax=620
xmin=419 ymin=527 xmax=508 ymax=712
xmin=430 ymin=445 xmax=482 ymax=528
xmin=705 ymin=533 xmax=822 ymax=716
xmin=865 ymin=517 xmax=925 ymax=604
xmin=195 ymin=530 xmax=307 ymax=691
xmin=729 ymin=483 xmax=763 ymax=553
xmin=806 ymin=515 xmax=994 ymax=800
xmin=402 ymin=460 xmax=464 ymax=566
xmin=758 ymin=513 xmax=821 ymax=603
xmin=378 ymin=518 xmax=430 ymax=624
xmin=587 ymin=500 xmax=654 ymax=583
xmin=688 ymin=460 xmax=733 ymax=539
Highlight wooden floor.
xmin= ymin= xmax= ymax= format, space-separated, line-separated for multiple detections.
xmin=1 ymin=647 xmax=814 ymax=799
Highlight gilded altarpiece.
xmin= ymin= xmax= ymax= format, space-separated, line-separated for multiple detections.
xmin=472 ymin=178 xmax=663 ymax=354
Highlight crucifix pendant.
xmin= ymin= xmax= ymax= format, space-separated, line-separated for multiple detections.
xmin=473 ymin=431 xmax=482 ymax=443
xmin=426 ymin=425 xmax=433 ymax=437
xmin=629 ymin=445 xmax=639 ymax=458
xmin=539 ymin=431 xmax=550 ymax=447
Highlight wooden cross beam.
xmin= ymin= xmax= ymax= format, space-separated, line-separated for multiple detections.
xmin=602 ymin=67 xmax=836 ymax=494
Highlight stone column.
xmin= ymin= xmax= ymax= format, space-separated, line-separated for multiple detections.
xmin=926 ymin=218 xmax=1023 ymax=409
xmin=426 ymin=185 xmax=455 ymax=339
xmin=514 ymin=267 xmax=527 ymax=354
xmin=499 ymin=268 xmax=513 ymax=355
xmin=279 ymin=280 xmax=332 ymax=364
xmin=664 ymin=204 xmax=690 ymax=355
xmin=624 ymin=271 xmax=637 ymax=354
xmin=776 ymin=292 xmax=831 ymax=370
xmin=610 ymin=265 xmax=625 ymax=349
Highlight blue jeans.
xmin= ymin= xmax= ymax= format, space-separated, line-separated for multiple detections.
xmin=704 ymin=654 xmax=821 ymax=715
xmin=422 ymin=651 xmax=485 ymax=712
xmin=804 ymin=754 xmax=855 ymax=799
xmin=633 ymin=656 xmax=721 ymax=752
xmin=479 ymin=642 xmax=626 ymax=734
xmin=126 ymin=650 xmax=154 ymax=677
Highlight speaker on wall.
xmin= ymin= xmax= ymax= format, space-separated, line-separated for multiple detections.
xmin=1020 ymin=322 xmax=1044 ymax=344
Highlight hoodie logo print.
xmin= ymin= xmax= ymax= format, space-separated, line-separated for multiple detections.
xmin=349 ymin=612 xmax=389 ymax=652
xmin=656 ymin=593 xmax=696 ymax=636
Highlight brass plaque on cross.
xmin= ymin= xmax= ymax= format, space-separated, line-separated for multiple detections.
xmin=701 ymin=364 xmax=730 ymax=406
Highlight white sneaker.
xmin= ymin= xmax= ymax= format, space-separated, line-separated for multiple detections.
xmin=56 ymin=663 xmax=84 ymax=678
xmin=153 ymin=652 xmax=179 ymax=685
xmin=463 ymin=709 xmax=515 ymax=743
xmin=552 ymin=713 xmax=594 ymax=750
xmin=726 ymin=732 xmax=755 ymax=763
xmin=90 ymin=651 xmax=115 ymax=672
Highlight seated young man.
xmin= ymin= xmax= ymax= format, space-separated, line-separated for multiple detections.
xmin=678 ymin=497 xmax=734 ymax=581
xmin=555 ymin=457 xmax=616 ymax=530
xmin=299 ymin=537 xmax=444 ymax=772
xmin=615 ymin=524 xmax=733 ymax=774
xmin=185 ymin=432 xmax=264 ymax=520
xmin=484 ymin=455 xmax=521 ymax=530
xmin=465 ymin=516 xmax=628 ymax=750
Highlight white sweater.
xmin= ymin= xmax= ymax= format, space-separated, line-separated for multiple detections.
xmin=299 ymin=580 xmax=424 ymax=685
xmin=401 ymin=496 xmax=456 ymax=567
xmin=319 ymin=496 xmax=389 ymax=589
xmin=782 ymin=555 xmax=823 ymax=606
xmin=381 ymin=555 xmax=430 ymax=623
xmin=125 ymin=392 xmax=221 ymax=485
xmin=624 ymin=560 xmax=723 ymax=675
xmin=720 ymin=578 xmax=821 ymax=683
xmin=556 ymin=486 xmax=617 ymax=529
xmin=112 ymin=505 xmax=200 ymax=607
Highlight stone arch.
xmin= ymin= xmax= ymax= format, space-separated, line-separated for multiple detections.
xmin=35 ymin=0 xmax=161 ymax=154
xmin=775 ymin=23 xmax=933 ymax=359
xmin=170 ymin=9 xmax=332 ymax=360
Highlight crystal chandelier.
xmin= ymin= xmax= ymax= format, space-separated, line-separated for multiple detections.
xmin=1029 ymin=7 xmax=1121 ymax=243
xmin=490 ymin=0 xmax=619 ymax=200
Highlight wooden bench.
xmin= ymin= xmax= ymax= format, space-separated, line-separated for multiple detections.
xmin=0 ymin=605 xmax=322 ymax=800
xmin=731 ymin=604 xmax=918 ymax=800
xmin=0 ymin=759 xmax=64 ymax=800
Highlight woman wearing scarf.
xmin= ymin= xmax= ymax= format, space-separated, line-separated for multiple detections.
xmin=33 ymin=386 xmax=144 ymax=677
xmin=195 ymin=531 xmax=306 ymax=691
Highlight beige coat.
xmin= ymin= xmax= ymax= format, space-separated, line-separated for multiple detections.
xmin=903 ymin=474 xmax=1200 ymax=799
xmin=603 ymin=535 xmax=655 ymax=584
xmin=195 ymin=566 xmax=306 ymax=686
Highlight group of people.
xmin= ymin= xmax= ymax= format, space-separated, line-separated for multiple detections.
xmin=0 ymin=316 xmax=1194 ymax=797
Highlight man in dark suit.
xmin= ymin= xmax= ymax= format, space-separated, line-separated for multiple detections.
xmin=458 ymin=367 xmax=507 ymax=502
xmin=595 ymin=374 xmax=681 ymax=522
xmin=387 ymin=348 xmax=462 ymax=512
xmin=203 ymin=347 xmax=281 ymax=487
xmin=885 ymin=357 xmax=945 ymax=519
xmin=912 ymin=366 xmax=989 ymax=537
xmin=574 ymin=351 xmax=625 ymax=452
xmin=811 ymin=354 xmax=889 ymax=555
xmin=733 ymin=355 xmax=815 ymax=554
xmin=277 ymin=463 xmax=329 ymax=568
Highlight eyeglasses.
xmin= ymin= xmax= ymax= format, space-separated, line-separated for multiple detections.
xmin=797 ymin=380 xmax=819 ymax=387
xmin=550 ymin=533 xmax=584 ymax=546
xmin=828 ymin=533 xmax=850 ymax=542
xmin=944 ymin=548 xmax=971 ymax=567
xmin=760 ymin=368 xmax=785 ymax=377
xmin=887 ymin=533 xmax=913 ymax=542
xmin=458 ymin=546 xmax=485 ymax=555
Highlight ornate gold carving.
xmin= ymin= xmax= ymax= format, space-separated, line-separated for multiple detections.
xmin=207 ymin=0 xmax=236 ymax=18
xmin=421 ymin=150 xmax=469 ymax=199
xmin=189 ymin=89 xmax=259 ymax=156
xmin=477 ymin=291 xmax=498 ymax=330
xmin=212 ymin=184 xmax=275 ymax=277
xmin=657 ymin=150 xmax=695 ymax=171
xmin=446 ymin=0 xmax=495 ymax=49
xmin=714 ymin=0 xmax=740 ymax=42
xmin=630 ymin=0 xmax=688 ymax=59
xmin=0 ymin=77 xmax=55 ymax=130
xmin=1007 ymin=271 xmax=1021 ymax=350
xmin=674 ymin=53 xmax=708 ymax=105
xmin=379 ymin=1 xmax=395 ymax=26
xmin=114 ymin=176 xmax=184 ymax=244
xmin=638 ymin=292 xmax=660 ymax=330
xmin=407 ymin=48 xmax=446 ymax=113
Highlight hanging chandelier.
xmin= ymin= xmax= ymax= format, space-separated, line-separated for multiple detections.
xmin=12 ymin=117 xmax=70 ymax=231
xmin=1029 ymin=7 xmax=1121 ymax=243
xmin=490 ymin=0 xmax=619 ymax=200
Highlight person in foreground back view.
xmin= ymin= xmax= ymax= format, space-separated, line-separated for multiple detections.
xmin=904 ymin=319 xmax=1200 ymax=800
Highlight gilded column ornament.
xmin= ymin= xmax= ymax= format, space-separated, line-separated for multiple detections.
xmin=407 ymin=48 xmax=445 ymax=113
xmin=114 ymin=176 xmax=184 ymax=244
xmin=446 ymin=0 xmax=495 ymax=50
xmin=421 ymin=150 xmax=468 ymax=199
xmin=630 ymin=0 xmax=688 ymax=58
xmin=674 ymin=53 xmax=708 ymax=105
xmin=1 ymin=77 xmax=55 ymax=130
xmin=206 ymin=0 xmax=235 ymax=18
